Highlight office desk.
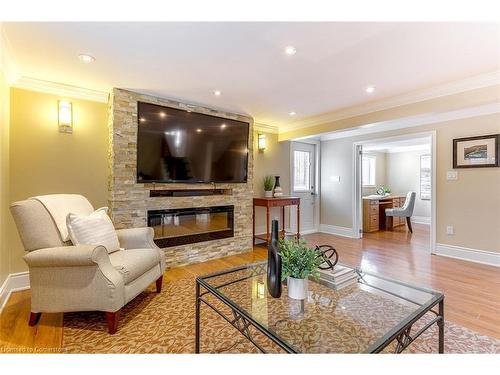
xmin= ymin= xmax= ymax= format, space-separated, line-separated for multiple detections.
xmin=362 ymin=195 xmax=407 ymax=233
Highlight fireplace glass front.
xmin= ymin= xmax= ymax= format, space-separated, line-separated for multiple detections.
xmin=147 ymin=205 xmax=234 ymax=248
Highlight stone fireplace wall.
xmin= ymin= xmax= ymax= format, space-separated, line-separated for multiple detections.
xmin=108 ymin=88 xmax=254 ymax=267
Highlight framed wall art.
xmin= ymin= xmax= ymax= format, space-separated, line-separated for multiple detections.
xmin=453 ymin=134 xmax=499 ymax=168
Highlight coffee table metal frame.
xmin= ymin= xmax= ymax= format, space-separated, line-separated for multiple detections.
xmin=195 ymin=261 xmax=444 ymax=354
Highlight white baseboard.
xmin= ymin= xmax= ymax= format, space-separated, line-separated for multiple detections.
xmin=435 ymin=243 xmax=500 ymax=267
xmin=319 ymin=224 xmax=356 ymax=238
xmin=300 ymin=229 xmax=318 ymax=235
xmin=411 ymin=216 xmax=431 ymax=225
xmin=0 ymin=271 xmax=30 ymax=313
xmin=255 ymin=227 xmax=318 ymax=239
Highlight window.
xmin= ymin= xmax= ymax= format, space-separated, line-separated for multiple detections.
xmin=293 ymin=150 xmax=311 ymax=191
xmin=362 ymin=155 xmax=376 ymax=186
xmin=420 ymin=154 xmax=431 ymax=200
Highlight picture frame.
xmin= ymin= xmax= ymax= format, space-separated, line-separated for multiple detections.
xmin=453 ymin=134 xmax=500 ymax=168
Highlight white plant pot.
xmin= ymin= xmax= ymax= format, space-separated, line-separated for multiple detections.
xmin=264 ymin=190 xmax=273 ymax=198
xmin=287 ymin=277 xmax=308 ymax=300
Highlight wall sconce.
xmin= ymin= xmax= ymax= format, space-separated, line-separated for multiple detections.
xmin=257 ymin=133 xmax=266 ymax=152
xmin=58 ymin=100 xmax=73 ymax=133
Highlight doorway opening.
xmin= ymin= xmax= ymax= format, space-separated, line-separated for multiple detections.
xmin=353 ymin=132 xmax=436 ymax=253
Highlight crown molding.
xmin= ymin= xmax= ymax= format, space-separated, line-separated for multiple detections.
xmin=12 ymin=77 xmax=109 ymax=103
xmin=281 ymin=71 xmax=500 ymax=133
xmin=317 ymin=102 xmax=500 ymax=141
xmin=254 ymin=122 xmax=279 ymax=134
xmin=0 ymin=23 xmax=21 ymax=83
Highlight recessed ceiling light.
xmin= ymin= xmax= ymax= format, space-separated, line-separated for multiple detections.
xmin=159 ymin=112 xmax=166 ymax=118
xmin=213 ymin=90 xmax=222 ymax=97
xmin=221 ymin=123 xmax=227 ymax=129
xmin=78 ymin=54 xmax=95 ymax=63
xmin=139 ymin=117 xmax=146 ymax=123
xmin=365 ymin=86 xmax=376 ymax=94
xmin=284 ymin=46 xmax=297 ymax=55
xmin=288 ymin=111 xmax=297 ymax=116
xmin=196 ymin=128 xmax=202 ymax=133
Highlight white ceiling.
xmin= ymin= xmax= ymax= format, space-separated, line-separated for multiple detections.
xmin=4 ymin=22 xmax=500 ymax=128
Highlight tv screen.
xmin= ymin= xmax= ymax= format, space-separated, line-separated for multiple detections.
xmin=137 ymin=102 xmax=249 ymax=183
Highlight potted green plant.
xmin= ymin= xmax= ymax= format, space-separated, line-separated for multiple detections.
xmin=263 ymin=175 xmax=274 ymax=198
xmin=280 ymin=238 xmax=323 ymax=300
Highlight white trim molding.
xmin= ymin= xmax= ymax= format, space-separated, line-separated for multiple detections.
xmin=12 ymin=76 xmax=109 ymax=103
xmin=319 ymin=102 xmax=500 ymax=141
xmin=255 ymin=227 xmax=317 ymax=238
xmin=254 ymin=122 xmax=279 ymax=134
xmin=0 ymin=272 xmax=30 ymax=313
xmin=411 ymin=216 xmax=431 ymax=225
xmin=319 ymin=224 xmax=356 ymax=238
xmin=281 ymin=71 xmax=500 ymax=132
xmin=435 ymin=244 xmax=500 ymax=268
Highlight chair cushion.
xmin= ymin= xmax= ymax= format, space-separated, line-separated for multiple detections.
xmin=109 ymin=248 xmax=161 ymax=285
xmin=385 ymin=208 xmax=405 ymax=217
xmin=66 ymin=208 xmax=120 ymax=254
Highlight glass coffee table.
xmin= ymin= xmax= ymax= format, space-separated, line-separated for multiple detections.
xmin=195 ymin=261 xmax=444 ymax=353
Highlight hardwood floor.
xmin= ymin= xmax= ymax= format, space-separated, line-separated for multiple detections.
xmin=305 ymin=225 xmax=500 ymax=340
xmin=1 ymin=224 xmax=499 ymax=353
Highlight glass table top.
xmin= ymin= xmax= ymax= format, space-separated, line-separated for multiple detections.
xmin=197 ymin=261 xmax=443 ymax=353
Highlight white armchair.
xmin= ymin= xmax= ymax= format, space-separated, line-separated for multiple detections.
xmin=10 ymin=195 xmax=165 ymax=334
xmin=385 ymin=191 xmax=417 ymax=233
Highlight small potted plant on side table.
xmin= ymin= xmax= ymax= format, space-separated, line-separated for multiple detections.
xmin=263 ymin=175 xmax=274 ymax=198
xmin=280 ymin=238 xmax=323 ymax=300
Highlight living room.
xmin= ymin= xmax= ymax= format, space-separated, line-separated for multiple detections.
xmin=1 ymin=1 xmax=499 ymax=372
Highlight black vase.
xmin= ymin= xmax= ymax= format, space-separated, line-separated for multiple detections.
xmin=274 ymin=175 xmax=281 ymax=188
xmin=267 ymin=219 xmax=282 ymax=298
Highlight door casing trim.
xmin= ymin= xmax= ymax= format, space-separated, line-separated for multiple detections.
xmin=352 ymin=130 xmax=437 ymax=253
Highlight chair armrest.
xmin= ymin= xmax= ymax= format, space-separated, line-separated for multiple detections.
xmin=24 ymin=245 xmax=109 ymax=268
xmin=116 ymin=227 xmax=158 ymax=250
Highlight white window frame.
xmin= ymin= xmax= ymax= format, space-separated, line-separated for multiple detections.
xmin=362 ymin=155 xmax=376 ymax=187
xmin=292 ymin=149 xmax=312 ymax=192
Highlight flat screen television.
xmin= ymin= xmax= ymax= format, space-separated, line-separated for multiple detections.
xmin=137 ymin=102 xmax=249 ymax=183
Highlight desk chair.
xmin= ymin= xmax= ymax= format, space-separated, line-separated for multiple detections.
xmin=385 ymin=192 xmax=416 ymax=233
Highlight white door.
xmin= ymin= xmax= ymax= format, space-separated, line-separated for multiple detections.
xmin=290 ymin=141 xmax=317 ymax=234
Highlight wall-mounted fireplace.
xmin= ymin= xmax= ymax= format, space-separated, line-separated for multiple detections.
xmin=147 ymin=205 xmax=234 ymax=248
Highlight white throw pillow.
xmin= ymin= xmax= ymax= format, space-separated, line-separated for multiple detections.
xmin=66 ymin=207 xmax=120 ymax=254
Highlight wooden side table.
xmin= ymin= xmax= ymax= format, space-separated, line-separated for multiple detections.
xmin=253 ymin=197 xmax=300 ymax=246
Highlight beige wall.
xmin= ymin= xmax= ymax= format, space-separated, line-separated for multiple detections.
xmin=320 ymin=137 xmax=354 ymax=228
xmin=321 ymin=113 xmax=500 ymax=252
xmin=0 ymin=69 xmax=9 ymax=285
xmin=386 ymin=150 xmax=431 ymax=218
xmin=8 ymin=88 xmax=108 ymax=273
xmin=253 ymin=130 xmax=291 ymax=234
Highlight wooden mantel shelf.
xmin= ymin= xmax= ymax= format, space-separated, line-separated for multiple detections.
xmin=150 ymin=188 xmax=232 ymax=197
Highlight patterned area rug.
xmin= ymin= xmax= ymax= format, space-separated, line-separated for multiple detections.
xmin=62 ymin=278 xmax=500 ymax=354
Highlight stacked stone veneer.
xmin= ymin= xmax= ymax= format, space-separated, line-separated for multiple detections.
xmin=108 ymin=88 xmax=254 ymax=267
